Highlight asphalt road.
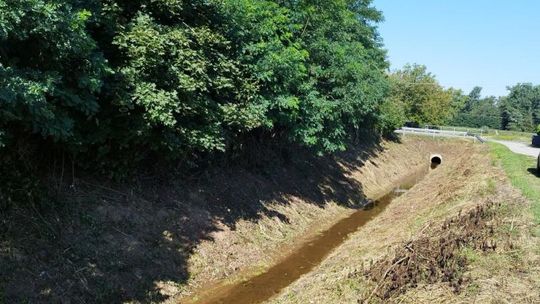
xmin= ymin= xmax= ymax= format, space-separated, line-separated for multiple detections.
xmin=490 ymin=139 xmax=540 ymax=158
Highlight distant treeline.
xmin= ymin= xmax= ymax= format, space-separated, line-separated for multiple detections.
xmin=386 ymin=67 xmax=540 ymax=133
xmin=450 ymin=84 xmax=540 ymax=132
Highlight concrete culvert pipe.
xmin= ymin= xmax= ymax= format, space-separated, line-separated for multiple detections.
xmin=430 ymin=154 xmax=442 ymax=169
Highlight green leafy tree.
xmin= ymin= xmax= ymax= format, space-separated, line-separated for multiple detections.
xmin=94 ymin=0 xmax=391 ymax=158
xmin=389 ymin=64 xmax=453 ymax=126
xmin=377 ymin=97 xmax=406 ymax=133
xmin=0 ymin=0 xmax=394 ymax=195
xmin=500 ymin=83 xmax=540 ymax=131
xmin=113 ymin=11 xmax=265 ymax=155
xmin=451 ymin=87 xmax=502 ymax=129
xmin=0 ymin=0 xmax=108 ymax=144
xmin=446 ymin=88 xmax=468 ymax=123
xmin=463 ymin=86 xmax=482 ymax=112
xmin=0 ymin=0 xmax=111 ymax=207
xmin=281 ymin=0 xmax=390 ymax=151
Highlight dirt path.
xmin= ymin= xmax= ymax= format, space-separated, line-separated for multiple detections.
xmin=490 ymin=139 xmax=540 ymax=157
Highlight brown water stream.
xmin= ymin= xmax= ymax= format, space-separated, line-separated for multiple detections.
xmin=190 ymin=169 xmax=427 ymax=304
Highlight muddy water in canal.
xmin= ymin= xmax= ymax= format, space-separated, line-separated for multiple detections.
xmin=191 ymin=169 xmax=428 ymax=304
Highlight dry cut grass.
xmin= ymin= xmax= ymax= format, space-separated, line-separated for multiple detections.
xmin=179 ymin=138 xmax=454 ymax=300
xmin=271 ymin=140 xmax=540 ymax=303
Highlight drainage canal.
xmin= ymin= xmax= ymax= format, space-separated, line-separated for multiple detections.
xmin=190 ymin=169 xmax=428 ymax=304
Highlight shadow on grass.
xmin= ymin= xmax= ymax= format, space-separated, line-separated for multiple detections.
xmin=527 ymin=168 xmax=539 ymax=177
xmin=0 ymin=139 xmax=384 ymax=303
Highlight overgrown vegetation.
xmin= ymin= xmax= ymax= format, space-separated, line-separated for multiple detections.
xmin=3 ymin=0 xmax=539 ymax=209
xmin=2 ymin=2 xmax=540 ymax=303
xmin=451 ymin=87 xmax=502 ymax=129
xmin=367 ymin=201 xmax=500 ymax=300
xmin=500 ymin=84 xmax=540 ymax=132
xmin=0 ymin=0 xmax=396 ymax=207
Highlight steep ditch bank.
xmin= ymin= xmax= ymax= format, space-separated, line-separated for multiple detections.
xmin=1 ymin=138 xmax=460 ymax=303
xmin=177 ymin=138 xmax=462 ymax=302
xmin=189 ymin=169 xmax=428 ymax=304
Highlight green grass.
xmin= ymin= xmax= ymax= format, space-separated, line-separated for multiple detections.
xmin=489 ymin=142 xmax=540 ymax=224
xmin=488 ymin=134 xmax=531 ymax=142
xmin=439 ymin=125 xmax=533 ymax=142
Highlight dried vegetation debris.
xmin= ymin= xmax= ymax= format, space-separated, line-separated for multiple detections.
xmin=365 ymin=198 xmax=520 ymax=301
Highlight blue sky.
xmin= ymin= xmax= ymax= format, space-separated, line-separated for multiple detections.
xmin=374 ymin=0 xmax=540 ymax=97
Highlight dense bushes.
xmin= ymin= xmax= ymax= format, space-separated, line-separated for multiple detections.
xmin=0 ymin=0 xmax=397 ymax=206
xmin=0 ymin=0 xmax=108 ymax=145
xmin=450 ymin=87 xmax=501 ymax=129
xmin=451 ymin=113 xmax=501 ymax=129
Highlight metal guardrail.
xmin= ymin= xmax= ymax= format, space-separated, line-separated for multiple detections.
xmin=396 ymin=127 xmax=486 ymax=143
xmin=401 ymin=127 xmax=468 ymax=136
xmin=473 ymin=134 xmax=486 ymax=143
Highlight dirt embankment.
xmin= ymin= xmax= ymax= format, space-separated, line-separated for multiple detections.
xmin=180 ymin=138 xmax=457 ymax=301
xmin=271 ymin=140 xmax=540 ymax=303
xmin=1 ymin=137 xmax=448 ymax=303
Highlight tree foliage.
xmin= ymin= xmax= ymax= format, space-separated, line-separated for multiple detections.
xmin=0 ymin=0 xmax=399 ymax=204
xmin=449 ymin=84 xmax=540 ymax=132
xmin=500 ymin=83 xmax=540 ymax=132
xmin=388 ymin=64 xmax=454 ymax=126
xmin=0 ymin=0 xmax=108 ymax=144
xmin=451 ymin=87 xmax=502 ymax=129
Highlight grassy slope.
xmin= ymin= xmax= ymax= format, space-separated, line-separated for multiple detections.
xmin=395 ymin=142 xmax=540 ymax=302
xmin=270 ymin=141 xmax=540 ymax=303
xmin=441 ymin=125 xmax=533 ymax=137
xmin=399 ymin=142 xmax=540 ymax=302
xmin=489 ymin=142 xmax=540 ymax=225
xmin=488 ymin=134 xmax=531 ymax=142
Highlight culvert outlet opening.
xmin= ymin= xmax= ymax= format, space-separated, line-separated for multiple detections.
xmin=430 ymin=154 xmax=442 ymax=169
